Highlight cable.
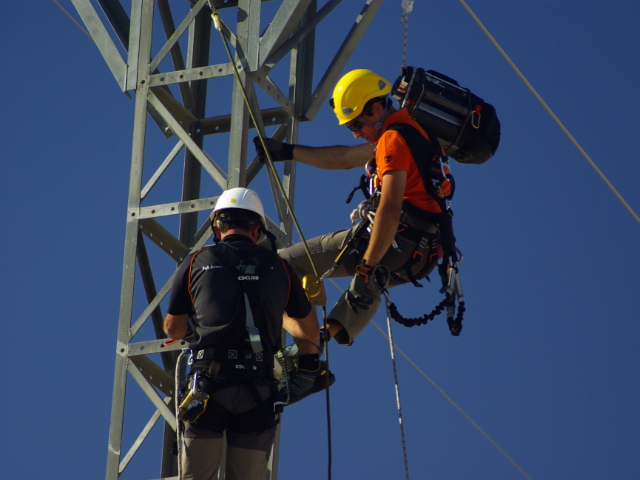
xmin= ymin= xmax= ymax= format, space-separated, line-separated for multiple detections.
xmin=327 ymin=278 xmax=533 ymax=480
xmin=457 ymin=0 xmax=640 ymax=227
xmin=322 ymin=306 xmax=333 ymax=480
xmin=373 ymin=266 xmax=410 ymax=478
xmin=372 ymin=319 xmax=534 ymax=480
xmin=384 ymin=293 xmax=411 ymax=480
xmin=52 ymin=0 xmax=94 ymax=42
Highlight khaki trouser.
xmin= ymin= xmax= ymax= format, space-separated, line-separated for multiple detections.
xmin=182 ymin=383 xmax=276 ymax=480
xmin=280 ymin=224 xmax=436 ymax=345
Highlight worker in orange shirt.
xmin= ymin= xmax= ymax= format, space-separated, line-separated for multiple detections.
xmin=255 ymin=69 xmax=454 ymax=397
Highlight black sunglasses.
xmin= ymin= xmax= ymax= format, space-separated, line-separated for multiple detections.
xmin=346 ymin=119 xmax=364 ymax=132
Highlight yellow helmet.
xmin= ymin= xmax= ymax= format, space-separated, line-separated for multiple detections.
xmin=330 ymin=69 xmax=391 ymax=125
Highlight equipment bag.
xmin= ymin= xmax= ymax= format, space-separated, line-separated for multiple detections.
xmin=391 ymin=66 xmax=501 ymax=165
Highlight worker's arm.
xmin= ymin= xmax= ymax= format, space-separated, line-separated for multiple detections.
xmin=362 ymin=169 xmax=407 ymax=267
xmin=292 ymin=143 xmax=375 ymax=170
xmin=283 ymin=309 xmax=320 ymax=341
xmin=164 ymin=313 xmax=189 ymax=339
xmin=255 ymin=137 xmax=374 ymax=170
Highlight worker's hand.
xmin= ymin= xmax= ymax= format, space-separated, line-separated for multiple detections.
xmin=253 ymin=137 xmax=295 ymax=163
xmin=346 ymin=262 xmax=379 ymax=313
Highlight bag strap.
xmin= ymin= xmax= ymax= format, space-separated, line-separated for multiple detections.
xmin=386 ymin=122 xmax=453 ymax=214
xmin=387 ymin=123 xmax=459 ymax=266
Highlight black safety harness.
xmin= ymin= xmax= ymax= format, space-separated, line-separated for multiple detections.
xmin=184 ymin=242 xmax=284 ymax=432
xmin=345 ymin=120 xmax=466 ymax=335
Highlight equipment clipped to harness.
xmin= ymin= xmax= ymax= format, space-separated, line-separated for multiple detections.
xmin=178 ymin=372 xmax=210 ymax=423
xmin=273 ymin=344 xmax=299 ymax=406
xmin=385 ymin=260 xmax=466 ymax=336
xmin=391 ymin=65 xmax=501 ymax=165
xmin=302 ymin=274 xmax=327 ymax=306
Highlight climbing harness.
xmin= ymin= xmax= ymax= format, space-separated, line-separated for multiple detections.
xmin=180 ymin=242 xmax=284 ymax=422
xmin=343 ymin=129 xmax=463 ymax=335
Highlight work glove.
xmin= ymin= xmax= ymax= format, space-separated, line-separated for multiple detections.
xmin=253 ymin=137 xmax=295 ymax=163
xmin=346 ymin=262 xmax=379 ymax=313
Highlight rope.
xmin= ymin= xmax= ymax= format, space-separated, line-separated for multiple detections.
xmin=384 ymin=292 xmax=411 ymax=480
xmin=327 ymin=279 xmax=533 ymax=480
xmin=209 ymin=6 xmax=319 ymax=275
xmin=208 ymin=7 xmax=334 ymax=479
xmin=175 ymin=349 xmax=190 ymax=480
xmin=457 ymin=0 xmax=640 ymax=227
xmin=400 ymin=1 xmax=413 ymax=67
xmin=322 ymin=306 xmax=333 ymax=480
xmin=370 ymin=319 xmax=534 ymax=480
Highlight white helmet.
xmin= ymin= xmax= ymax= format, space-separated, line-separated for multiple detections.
xmin=211 ymin=187 xmax=267 ymax=228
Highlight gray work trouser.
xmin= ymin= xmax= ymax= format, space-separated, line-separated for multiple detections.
xmin=280 ymin=224 xmax=436 ymax=345
xmin=181 ymin=384 xmax=276 ymax=480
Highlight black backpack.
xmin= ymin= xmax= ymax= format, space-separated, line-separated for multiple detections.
xmin=391 ymin=66 xmax=501 ymax=165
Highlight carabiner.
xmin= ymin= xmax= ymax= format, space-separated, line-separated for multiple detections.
xmin=471 ymin=105 xmax=482 ymax=129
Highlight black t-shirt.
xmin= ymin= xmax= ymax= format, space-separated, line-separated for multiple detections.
xmin=167 ymin=234 xmax=311 ymax=352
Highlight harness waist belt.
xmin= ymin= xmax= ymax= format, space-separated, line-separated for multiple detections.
xmin=399 ymin=201 xmax=439 ymax=237
xmin=191 ymin=347 xmax=272 ymax=376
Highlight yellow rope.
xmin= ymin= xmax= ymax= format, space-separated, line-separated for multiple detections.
xmin=210 ymin=7 xmax=319 ymax=276
xmin=457 ymin=0 xmax=640 ymax=226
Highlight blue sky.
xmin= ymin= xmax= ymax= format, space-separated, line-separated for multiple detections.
xmin=2 ymin=1 xmax=640 ymax=479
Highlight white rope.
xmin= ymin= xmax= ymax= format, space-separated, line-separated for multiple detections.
xmin=384 ymin=292 xmax=411 ymax=480
xmin=327 ymin=278 xmax=533 ymax=479
xmin=175 ymin=349 xmax=190 ymax=480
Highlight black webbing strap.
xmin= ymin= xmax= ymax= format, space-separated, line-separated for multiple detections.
xmin=404 ymin=235 xmax=432 ymax=287
xmin=387 ymin=122 xmax=453 ymax=214
xmin=207 ymin=243 xmax=265 ymax=354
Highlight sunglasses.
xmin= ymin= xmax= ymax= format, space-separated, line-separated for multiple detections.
xmin=346 ymin=119 xmax=364 ymax=132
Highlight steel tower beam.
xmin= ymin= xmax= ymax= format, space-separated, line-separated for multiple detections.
xmin=68 ymin=0 xmax=383 ymax=478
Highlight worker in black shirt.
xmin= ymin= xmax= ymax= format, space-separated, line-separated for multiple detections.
xmin=164 ymin=187 xmax=327 ymax=480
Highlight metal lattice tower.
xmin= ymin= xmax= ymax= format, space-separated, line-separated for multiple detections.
xmin=68 ymin=0 xmax=382 ymax=478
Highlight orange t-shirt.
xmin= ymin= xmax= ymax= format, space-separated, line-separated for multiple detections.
xmin=376 ymin=108 xmax=450 ymax=213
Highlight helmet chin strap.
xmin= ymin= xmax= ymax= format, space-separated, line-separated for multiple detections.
xmin=261 ymin=227 xmax=278 ymax=252
xmin=376 ymin=95 xmax=391 ymax=131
